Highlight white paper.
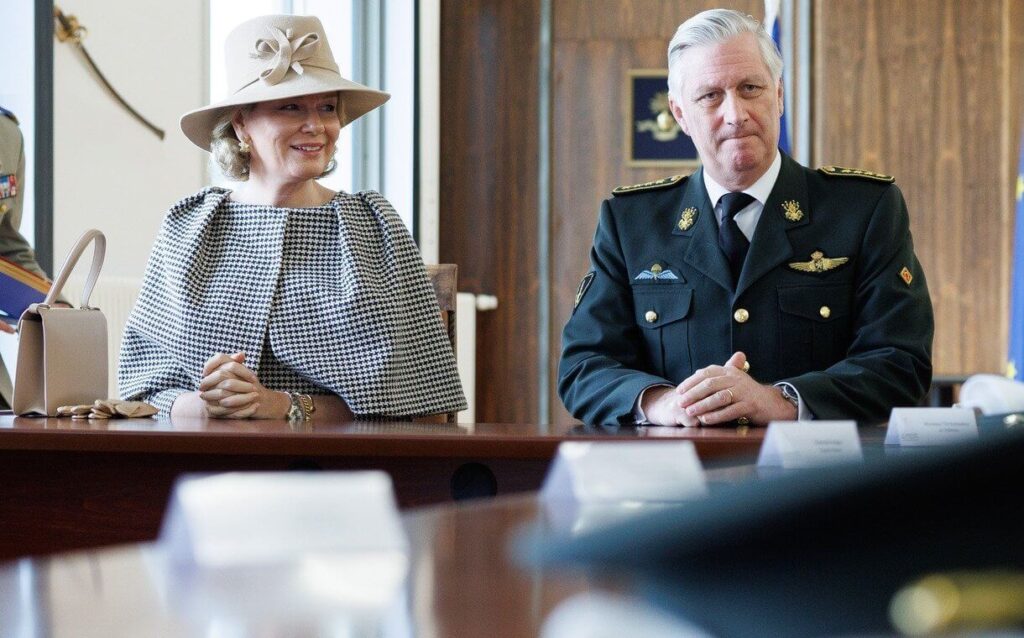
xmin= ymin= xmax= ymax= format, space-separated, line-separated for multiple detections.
xmin=160 ymin=471 xmax=408 ymax=568
xmin=0 ymin=328 xmax=18 ymax=395
xmin=542 ymin=441 xmax=707 ymax=503
xmin=885 ymin=407 xmax=978 ymax=446
xmin=542 ymin=592 xmax=714 ymax=638
xmin=958 ymin=374 xmax=1024 ymax=415
xmin=757 ymin=420 xmax=862 ymax=469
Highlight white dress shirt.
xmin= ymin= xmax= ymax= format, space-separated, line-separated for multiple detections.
xmin=703 ymin=150 xmax=782 ymax=241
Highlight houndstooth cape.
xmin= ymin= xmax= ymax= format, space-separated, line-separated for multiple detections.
xmin=119 ymin=188 xmax=466 ymax=417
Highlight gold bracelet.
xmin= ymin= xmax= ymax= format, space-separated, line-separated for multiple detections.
xmin=286 ymin=393 xmax=315 ymax=422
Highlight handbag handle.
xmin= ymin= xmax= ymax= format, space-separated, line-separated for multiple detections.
xmin=43 ymin=229 xmax=106 ymax=308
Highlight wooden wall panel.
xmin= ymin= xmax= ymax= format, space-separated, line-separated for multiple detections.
xmin=548 ymin=0 xmax=760 ymax=424
xmin=814 ymin=0 xmax=1023 ymax=376
xmin=439 ymin=0 xmax=540 ymax=423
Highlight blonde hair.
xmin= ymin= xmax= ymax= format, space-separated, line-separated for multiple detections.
xmin=208 ymin=100 xmax=344 ymax=181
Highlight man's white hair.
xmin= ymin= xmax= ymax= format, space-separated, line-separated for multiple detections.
xmin=667 ymin=9 xmax=783 ymax=101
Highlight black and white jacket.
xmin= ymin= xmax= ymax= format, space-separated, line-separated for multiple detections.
xmin=119 ymin=187 xmax=466 ymax=417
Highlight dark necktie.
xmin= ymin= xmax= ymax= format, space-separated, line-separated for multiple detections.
xmin=719 ymin=192 xmax=754 ymax=285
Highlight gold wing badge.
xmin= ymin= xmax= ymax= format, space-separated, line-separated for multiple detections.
xmin=788 ymin=251 xmax=849 ymax=273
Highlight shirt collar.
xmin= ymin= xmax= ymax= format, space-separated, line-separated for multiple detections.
xmin=703 ymin=150 xmax=782 ymax=209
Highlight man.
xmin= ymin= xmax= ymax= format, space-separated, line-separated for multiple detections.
xmin=558 ymin=9 xmax=932 ymax=426
xmin=0 ymin=107 xmax=59 ymax=407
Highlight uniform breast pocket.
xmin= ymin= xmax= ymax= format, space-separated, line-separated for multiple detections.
xmin=632 ymin=286 xmax=693 ymax=377
xmin=777 ymin=284 xmax=853 ymax=375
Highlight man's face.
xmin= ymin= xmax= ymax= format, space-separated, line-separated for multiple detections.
xmin=669 ymin=32 xmax=783 ymax=190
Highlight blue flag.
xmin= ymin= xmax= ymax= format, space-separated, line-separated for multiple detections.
xmin=764 ymin=0 xmax=791 ymax=154
xmin=1009 ymin=130 xmax=1024 ymax=380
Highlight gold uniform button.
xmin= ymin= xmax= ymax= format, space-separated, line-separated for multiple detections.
xmin=0 ymin=204 xmax=8 ymax=214
xmin=645 ymin=310 xmax=658 ymax=323
xmin=819 ymin=306 xmax=831 ymax=319
xmin=734 ymin=308 xmax=749 ymax=323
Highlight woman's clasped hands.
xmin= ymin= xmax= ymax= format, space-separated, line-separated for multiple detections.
xmin=198 ymin=352 xmax=285 ymax=419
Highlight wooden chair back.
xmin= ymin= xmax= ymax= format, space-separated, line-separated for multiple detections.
xmin=425 ymin=264 xmax=459 ymax=423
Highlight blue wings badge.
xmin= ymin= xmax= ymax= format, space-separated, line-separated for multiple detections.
xmin=634 ymin=263 xmax=679 ymax=281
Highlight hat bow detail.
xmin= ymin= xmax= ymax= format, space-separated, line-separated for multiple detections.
xmin=251 ymin=27 xmax=320 ymax=85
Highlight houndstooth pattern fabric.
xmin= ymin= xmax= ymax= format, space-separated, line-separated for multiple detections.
xmin=118 ymin=187 xmax=466 ymax=417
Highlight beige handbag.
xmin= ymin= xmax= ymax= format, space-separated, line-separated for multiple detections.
xmin=13 ymin=229 xmax=108 ymax=416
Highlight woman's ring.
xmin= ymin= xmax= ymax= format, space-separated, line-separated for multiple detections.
xmin=725 ymin=388 xmax=735 ymax=404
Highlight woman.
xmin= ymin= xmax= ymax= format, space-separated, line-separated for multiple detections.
xmin=119 ymin=14 xmax=466 ymax=422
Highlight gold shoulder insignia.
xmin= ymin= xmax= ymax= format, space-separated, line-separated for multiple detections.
xmin=612 ymin=174 xmax=686 ymax=196
xmin=817 ymin=165 xmax=895 ymax=183
xmin=788 ymin=250 xmax=849 ymax=273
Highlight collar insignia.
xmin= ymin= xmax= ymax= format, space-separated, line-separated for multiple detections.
xmin=635 ymin=263 xmax=679 ymax=281
xmin=788 ymin=251 xmax=849 ymax=273
xmin=677 ymin=207 xmax=698 ymax=230
xmin=782 ymin=199 xmax=803 ymax=222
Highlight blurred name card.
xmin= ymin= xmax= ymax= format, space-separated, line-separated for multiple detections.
xmin=160 ymin=471 xmax=408 ymax=568
xmin=542 ymin=441 xmax=707 ymax=503
xmin=885 ymin=407 xmax=978 ymax=446
xmin=757 ymin=421 xmax=863 ymax=469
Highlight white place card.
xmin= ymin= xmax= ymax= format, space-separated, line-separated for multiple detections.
xmin=884 ymin=407 xmax=978 ymax=447
xmin=756 ymin=420 xmax=863 ymax=469
xmin=542 ymin=441 xmax=707 ymax=503
xmin=160 ymin=471 xmax=408 ymax=568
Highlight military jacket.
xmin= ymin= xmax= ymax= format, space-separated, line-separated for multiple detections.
xmin=558 ymin=153 xmax=934 ymax=425
xmin=0 ymin=109 xmax=47 ymax=279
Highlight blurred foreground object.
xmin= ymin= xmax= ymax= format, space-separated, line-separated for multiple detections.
xmin=890 ymin=571 xmax=1024 ymax=636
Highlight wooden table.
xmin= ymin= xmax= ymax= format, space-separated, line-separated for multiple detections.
xmin=0 ymin=496 xmax=601 ymax=638
xmin=0 ymin=415 xmax=766 ymax=559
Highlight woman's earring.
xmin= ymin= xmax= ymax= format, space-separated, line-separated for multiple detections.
xmin=238 ymin=139 xmax=251 ymax=154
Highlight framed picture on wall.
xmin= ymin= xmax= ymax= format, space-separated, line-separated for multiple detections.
xmin=626 ymin=69 xmax=700 ymax=168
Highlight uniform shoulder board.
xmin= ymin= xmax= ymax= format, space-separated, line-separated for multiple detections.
xmin=0 ymin=106 xmax=18 ymax=125
xmin=817 ymin=165 xmax=894 ymax=183
xmin=612 ymin=174 xmax=686 ymax=196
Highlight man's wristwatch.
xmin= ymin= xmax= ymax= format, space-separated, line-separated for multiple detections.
xmin=286 ymin=392 xmax=315 ymax=422
xmin=779 ymin=384 xmax=800 ymax=411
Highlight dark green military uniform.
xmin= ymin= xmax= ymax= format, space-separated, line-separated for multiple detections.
xmin=558 ymin=152 xmax=933 ymax=425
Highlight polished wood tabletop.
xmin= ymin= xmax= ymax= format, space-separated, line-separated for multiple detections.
xmin=0 ymin=414 xmax=768 ymax=560
xmin=0 ymin=414 xmax=767 ymax=458
xmin=0 ymin=495 xmax=614 ymax=638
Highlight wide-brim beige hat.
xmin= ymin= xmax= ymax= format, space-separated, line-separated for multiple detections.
xmin=180 ymin=14 xmax=390 ymax=151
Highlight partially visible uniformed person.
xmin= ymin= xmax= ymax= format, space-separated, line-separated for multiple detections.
xmin=558 ymin=9 xmax=933 ymax=426
xmin=0 ymin=107 xmax=52 ymax=288
xmin=0 ymin=107 xmax=59 ymax=407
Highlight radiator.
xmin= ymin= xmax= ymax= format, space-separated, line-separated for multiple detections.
xmin=64 ymin=277 xmax=491 ymax=420
xmin=456 ymin=292 xmax=497 ymax=424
